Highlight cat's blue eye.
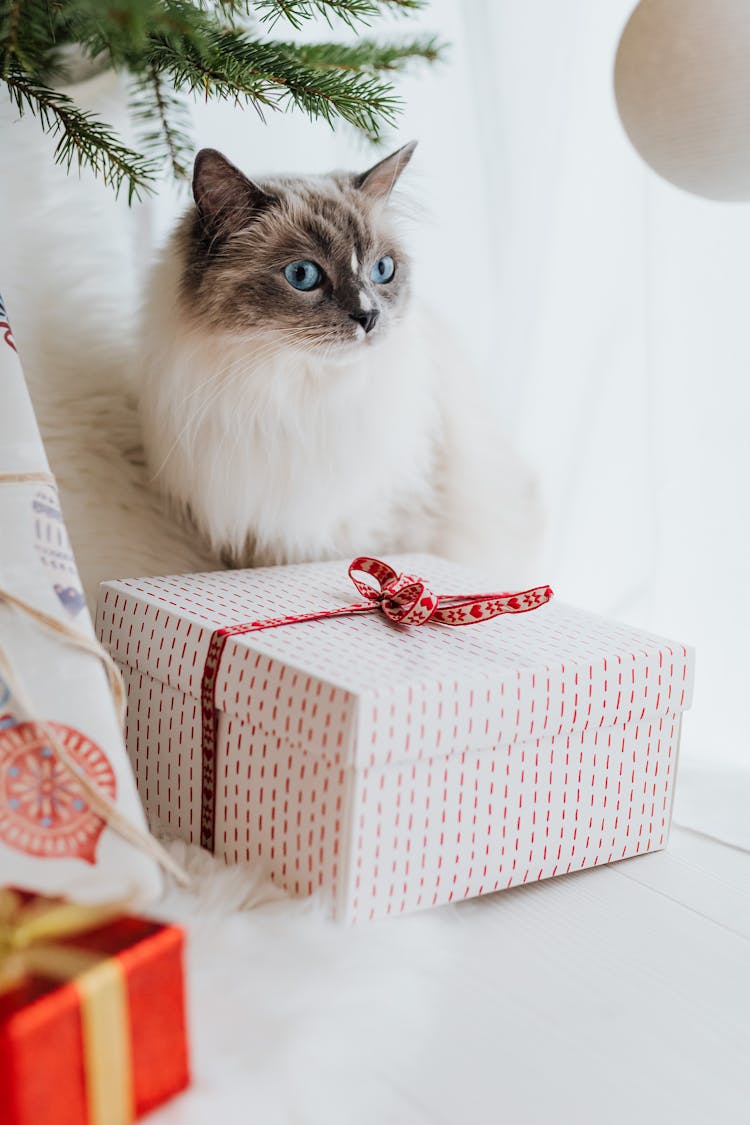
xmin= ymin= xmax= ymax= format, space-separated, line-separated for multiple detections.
xmin=284 ymin=260 xmax=323 ymax=291
xmin=371 ymin=256 xmax=395 ymax=284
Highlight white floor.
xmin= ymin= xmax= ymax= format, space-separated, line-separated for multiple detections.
xmin=147 ymin=768 xmax=750 ymax=1125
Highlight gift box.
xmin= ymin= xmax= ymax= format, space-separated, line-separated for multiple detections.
xmin=0 ymin=288 xmax=168 ymax=904
xmin=0 ymin=889 xmax=190 ymax=1125
xmin=96 ymin=554 xmax=694 ymax=923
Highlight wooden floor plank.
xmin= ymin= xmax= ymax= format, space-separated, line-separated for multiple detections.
xmin=605 ymin=827 xmax=750 ymax=939
xmin=404 ymin=846 xmax=750 ymax=1125
xmin=149 ymin=830 xmax=750 ymax=1125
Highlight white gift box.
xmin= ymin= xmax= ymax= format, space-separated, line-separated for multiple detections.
xmin=97 ymin=554 xmax=694 ymax=923
xmin=0 ymin=291 xmax=162 ymax=903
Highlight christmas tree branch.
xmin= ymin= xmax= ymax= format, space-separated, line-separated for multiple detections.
xmin=1 ymin=0 xmax=441 ymax=200
xmin=148 ymin=29 xmax=404 ymax=139
xmin=53 ymin=0 xmax=207 ymax=68
xmin=4 ymin=0 xmax=21 ymax=57
xmin=131 ymin=63 xmax=192 ymax=180
xmin=1 ymin=0 xmax=57 ymax=75
xmin=3 ymin=63 xmax=157 ymax=201
xmin=254 ymin=0 xmax=424 ymax=32
xmin=289 ymin=35 xmax=441 ymax=74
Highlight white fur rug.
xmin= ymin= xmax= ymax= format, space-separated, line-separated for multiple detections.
xmin=148 ymin=843 xmax=455 ymax=1125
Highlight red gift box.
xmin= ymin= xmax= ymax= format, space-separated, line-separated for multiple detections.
xmin=0 ymin=891 xmax=190 ymax=1125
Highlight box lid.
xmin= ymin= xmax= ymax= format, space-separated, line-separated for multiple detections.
xmin=96 ymin=554 xmax=694 ymax=770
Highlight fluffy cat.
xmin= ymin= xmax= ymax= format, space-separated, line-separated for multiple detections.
xmin=139 ymin=143 xmax=542 ymax=581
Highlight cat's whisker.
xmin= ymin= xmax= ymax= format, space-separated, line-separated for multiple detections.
xmin=170 ymin=357 xmax=246 ymax=415
xmin=147 ymin=345 xmax=277 ymax=481
xmin=149 ymin=377 xmax=232 ymax=482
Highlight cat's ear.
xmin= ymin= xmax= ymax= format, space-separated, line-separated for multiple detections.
xmin=353 ymin=141 xmax=417 ymax=201
xmin=193 ymin=148 xmax=274 ymax=234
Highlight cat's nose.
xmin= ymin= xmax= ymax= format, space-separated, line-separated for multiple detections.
xmin=350 ymin=309 xmax=379 ymax=334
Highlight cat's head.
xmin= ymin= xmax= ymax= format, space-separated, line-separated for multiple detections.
xmin=180 ymin=143 xmax=417 ymax=354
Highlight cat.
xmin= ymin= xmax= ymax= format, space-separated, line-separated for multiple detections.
xmin=138 ymin=143 xmax=542 ymax=582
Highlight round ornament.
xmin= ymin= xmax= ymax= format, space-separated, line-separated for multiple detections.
xmin=615 ymin=0 xmax=750 ymax=200
xmin=0 ymin=721 xmax=116 ymax=863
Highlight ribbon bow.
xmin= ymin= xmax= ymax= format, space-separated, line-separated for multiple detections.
xmin=0 ymin=888 xmax=124 ymax=991
xmin=348 ymin=556 xmax=553 ymax=627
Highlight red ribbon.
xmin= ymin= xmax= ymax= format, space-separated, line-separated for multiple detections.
xmin=199 ymin=558 xmax=553 ymax=851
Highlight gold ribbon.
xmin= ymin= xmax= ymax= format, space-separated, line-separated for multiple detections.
xmin=0 ymin=888 xmax=135 ymax=1125
xmin=0 ymin=471 xmax=188 ymax=886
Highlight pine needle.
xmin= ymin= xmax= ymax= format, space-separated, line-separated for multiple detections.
xmin=254 ymin=1 xmax=425 ymax=32
xmin=3 ymin=62 xmax=157 ymax=202
xmin=0 ymin=0 xmax=442 ymax=202
xmin=148 ymin=28 xmax=408 ymax=140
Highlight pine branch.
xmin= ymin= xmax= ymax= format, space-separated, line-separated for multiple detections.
xmin=130 ymin=63 xmax=192 ymax=180
xmin=149 ymin=28 xmax=402 ymax=140
xmin=54 ymin=0 xmax=207 ymax=69
xmin=4 ymin=0 xmax=21 ymax=56
xmin=1 ymin=0 xmax=59 ymax=75
xmin=3 ymin=62 xmax=157 ymax=201
xmin=206 ymin=1 xmax=256 ymax=17
xmin=254 ymin=0 xmax=424 ymax=32
xmin=1 ymin=1 xmax=441 ymax=200
xmin=289 ymin=35 xmax=442 ymax=74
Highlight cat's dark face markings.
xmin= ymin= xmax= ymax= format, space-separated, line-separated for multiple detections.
xmin=180 ymin=143 xmax=416 ymax=352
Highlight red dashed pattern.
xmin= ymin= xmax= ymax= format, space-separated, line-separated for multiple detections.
xmin=119 ymin=666 xmax=201 ymax=842
xmin=96 ymin=554 xmax=694 ymax=923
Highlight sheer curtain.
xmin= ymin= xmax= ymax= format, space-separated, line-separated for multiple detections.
xmin=452 ymin=1 xmax=750 ymax=781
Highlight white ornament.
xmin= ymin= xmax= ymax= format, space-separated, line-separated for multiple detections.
xmin=615 ymin=0 xmax=750 ymax=200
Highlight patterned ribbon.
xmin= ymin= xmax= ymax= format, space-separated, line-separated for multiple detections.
xmin=199 ymin=556 xmax=553 ymax=851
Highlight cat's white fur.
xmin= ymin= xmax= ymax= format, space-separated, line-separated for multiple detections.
xmin=140 ymin=247 xmax=542 ymax=582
